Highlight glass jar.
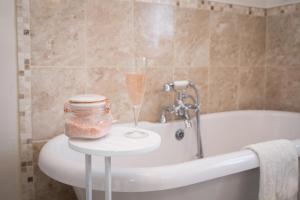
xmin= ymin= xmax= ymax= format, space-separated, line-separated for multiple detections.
xmin=64 ymin=94 xmax=113 ymax=139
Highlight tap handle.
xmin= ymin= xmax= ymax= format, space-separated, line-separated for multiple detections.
xmin=163 ymin=80 xmax=193 ymax=92
xmin=163 ymin=83 xmax=174 ymax=92
xmin=173 ymin=80 xmax=190 ymax=90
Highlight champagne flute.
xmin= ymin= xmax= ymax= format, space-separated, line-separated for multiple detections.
xmin=125 ymin=57 xmax=148 ymax=138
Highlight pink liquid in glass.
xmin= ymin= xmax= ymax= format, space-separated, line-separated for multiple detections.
xmin=126 ymin=73 xmax=145 ymax=106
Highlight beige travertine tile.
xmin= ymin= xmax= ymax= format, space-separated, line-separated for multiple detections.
xmin=31 ymin=68 xmax=86 ymax=140
xmin=238 ymin=67 xmax=265 ymax=109
xmin=175 ymin=8 xmax=209 ymax=68
xmin=250 ymin=7 xmax=266 ymax=16
xmin=281 ymin=67 xmax=300 ymax=111
xmin=134 ymin=2 xmax=175 ymax=68
xmin=30 ymin=0 xmax=85 ymax=67
xmin=85 ymin=67 xmax=132 ymax=123
xmin=208 ymin=67 xmax=239 ymax=112
xmin=239 ymin=15 xmax=266 ymax=67
xmin=188 ymin=67 xmax=209 ymax=113
xmin=239 ymin=36 xmax=265 ymax=68
xmin=289 ymin=13 xmax=300 ymax=68
xmin=209 ymin=36 xmax=239 ymax=67
xmin=210 ymin=11 xmax=239 ymax=38
xmin=239 ymin=15 xmax=266 ymax=38
xmin=264 ymin=67 xmax=282 ymax=110
xmin=226 ymin=4 xmax=248 ymax=15
xmin=33 ymin=141 xmax=76 ymax=200
xmin=86 ymin=0 xmax=134 ymax=68
xmin=282 ymin=67 xmax=300 ymax=111
xmin=209 ymin=12 xmax=239 ymax=67
xmin=266 ymin=14 xmax=291 ymax=67
xmin=173 ymin=67 xmax=189 ymax=80
xmin=267 ymin=7 xmax=281 ymax=16
xmin=139 ymin=67 xmax=173 ymax=122
xmin=266 ymin=12 xmax=300 ymax=68
xmin=265 ymin=67 xmax=300 ymax=112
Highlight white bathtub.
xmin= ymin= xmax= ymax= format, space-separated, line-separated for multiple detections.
xmin=39 ymin=110 xmax=300 ymax=200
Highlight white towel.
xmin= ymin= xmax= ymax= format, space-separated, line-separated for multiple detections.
xmin=246 ymin=139 xmax=299 ymax=200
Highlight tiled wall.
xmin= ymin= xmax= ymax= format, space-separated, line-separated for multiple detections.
xmin=265 ymin=4 xmax=300 ymax=111
xmin=15 ymin=0 xmax=300 ymax=200
xmin=30 ymin=0 xmax=268 ymax=141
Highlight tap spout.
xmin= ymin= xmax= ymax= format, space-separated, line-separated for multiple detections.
xmin=160 ymin=111 xmax=167 ymax=123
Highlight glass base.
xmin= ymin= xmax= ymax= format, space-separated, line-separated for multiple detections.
xmin=125 ymin=130 xmax=149 ymax=139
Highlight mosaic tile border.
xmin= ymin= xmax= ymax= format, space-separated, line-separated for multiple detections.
xmin=15 ymin=0 xmax=300 ymax=200
xmin=137 ymin=0 xmax=300 ymax=16
xmin=267 ymin=3 xmax=300 ymax=15
xmin=16 ymin=0 xmax=34 ymax=199
xmin=137 ymin=0 xmax=267 ymax=16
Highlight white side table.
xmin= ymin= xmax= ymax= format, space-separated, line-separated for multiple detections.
xmin=68 ymin=126 xmax=161 ymax=200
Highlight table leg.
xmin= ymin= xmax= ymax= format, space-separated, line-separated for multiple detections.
xmin=85 ymin=154 xmax=92 ymax=200
xmin=105 ymin=156 xmax=111 ymax=200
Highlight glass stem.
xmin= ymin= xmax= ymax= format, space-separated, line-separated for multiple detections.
xmin=133 ymin=105 xmax=140 ymax=127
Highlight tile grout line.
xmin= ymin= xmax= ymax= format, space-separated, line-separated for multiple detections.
xmin=83 ymin=0 xmax=88 ymax=94
xmin=263 ymin=14 xmax=268 ymax=110
xmin=207 ymin=8 xmax=212 ymax=113
xmin=236 ymin=12 xmax=242 ymax=111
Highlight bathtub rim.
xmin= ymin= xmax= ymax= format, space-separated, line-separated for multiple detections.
xmin=38 ymin=110 xmax=300 ymax=192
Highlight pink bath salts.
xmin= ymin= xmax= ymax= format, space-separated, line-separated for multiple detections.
xmin=65 ymin=117 xmax=112 ymax=139
xmin=64 ymin=94 xmax=113 ymax=139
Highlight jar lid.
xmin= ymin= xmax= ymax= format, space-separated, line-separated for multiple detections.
xmin=68 ymin=94 xmax=110 ymax=110
xmin=69 ymin=94 xmax=106 ymax=103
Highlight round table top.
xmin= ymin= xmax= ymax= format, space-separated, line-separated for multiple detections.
xmin=68 ymin=126 xmax=161 ymax=157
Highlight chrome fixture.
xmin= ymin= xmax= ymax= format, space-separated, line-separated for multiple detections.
xmin=175 ymin=129 xmax=185 ymax=140
xmin=160 ymin=80 xmax=203 ymax=158
xmin=163 ymin=82 xmax=174 ymax=92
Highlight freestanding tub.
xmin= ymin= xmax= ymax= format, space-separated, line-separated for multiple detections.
xmin=39 ymin=110 xmax=300 ymax=200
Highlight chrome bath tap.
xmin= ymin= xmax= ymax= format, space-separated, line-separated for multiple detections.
xmin=162 ymin=92 xmax=197 ymax=128
xmin=161 ymin=81 xmax=199 ymax=128
xmin=160 ymin=80 xmax=203 ymax=158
